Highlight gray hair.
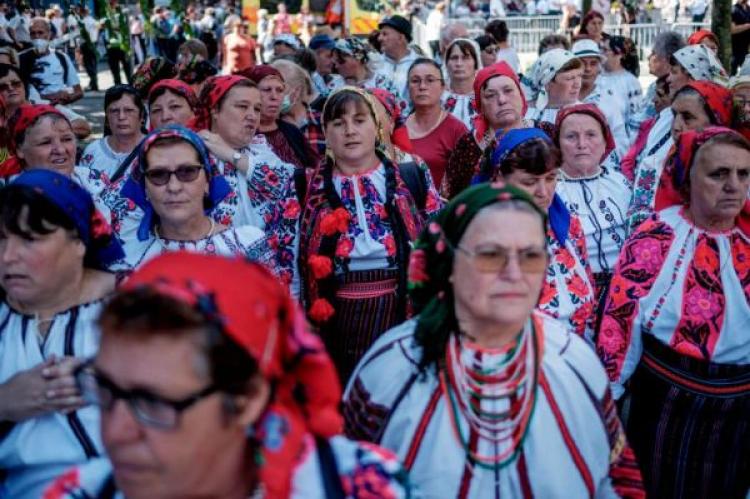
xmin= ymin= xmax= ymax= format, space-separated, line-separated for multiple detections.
xmin=652 ymin=31 xmax=685 ymax=60
xmin=440 ymin=22 xmax=469 ymax=50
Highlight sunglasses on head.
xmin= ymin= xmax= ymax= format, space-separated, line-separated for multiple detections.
xmin=144 ymin=165 xmax=203 ymax=186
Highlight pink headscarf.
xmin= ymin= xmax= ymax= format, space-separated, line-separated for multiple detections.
xmin=472 ymin=62 xmax=527 ymax=144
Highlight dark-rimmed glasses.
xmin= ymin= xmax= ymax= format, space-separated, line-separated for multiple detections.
xmin=75 ymin=361 xmax=217 ymax=430
xmin=144 ymin=165 xmax=203 ymax=186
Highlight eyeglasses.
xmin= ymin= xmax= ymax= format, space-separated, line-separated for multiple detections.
xmin=76 ymin=361 xmax=218 ymax=430
xmin=0 ymin=79 xmax=23 ymax=93
xmin=408 ymin=77 xmax=443 ymax=87
xmin=734 ymin=97 xmax=750 ymax=107
xmin=144 ymin=165 xmax=203 ymax=186
xmin=454 ymin=244 xmax=548 ymax=274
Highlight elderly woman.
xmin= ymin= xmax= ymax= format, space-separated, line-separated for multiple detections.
xmin=333 ymin=37 xmax=403 ymax=106
xmin=627 ymin=81 xmax=732 ymax=231
xmin=344 ymin=183 xmax=644 ymax=497
xmin=0 ymin=169 xmax=123 ymax=498
xmin=116 ymin=126 xmax=272 ymax=272
xmin=598 ymin=127 xmax=750 ymax=498
xmin=441 ymin=38 xmax=481 ymax=129
xmin=244 ymin=65 xmax=317 ymax=170
xmin=554 ymin=104 xmax=631 ymax=301
xmin=406 ymin=59 xmax=468 ymax=187
xmin=80 ymin=85 xmax=146 ymax=178
xmin=46 ymin=252 xmax=410 ymax=498
xmin=524 ymin=49 xmax=583 ymax=129
xmin=444 ymin=62 xmax=529 ymax=199
xmin=147 ymin=79 xmax=199 ymax=131
xmin=298 ymin=87 xmax=442 ymax=383
xmin=476 ymin=128 xmax=597 ymax=339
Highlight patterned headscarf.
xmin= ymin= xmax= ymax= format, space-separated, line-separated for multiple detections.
xmin=408 ymin=182 xmax=547 ymax=369
xmin=123 ymin=252 xmax=343 ymax=499
xmin=534 ymin=49 xmax=579 ymax=109
xmin=148 ymin=78 xmax=200 ymax=112
xmin=132 ymin=57 xmax=177 ymax=98
xmin=369 ymin=87 xmax=412 ymax=153
xmin=554 ymin=103 xmax=615 ymax=163
xmin=655 ymin=127 xmax=750 ymax=236
xmin=189 ymin=74 xmax=251 ymax=131
xmin=472 ymin=62 xmax=527 ymax=145
xmin=687 ymin=29 xmax=718 ymax=48
xmin=1 ymin=104 xmax=70 ymax=177
xmin=176 ymin=56 xmax=218 ymax=85
xmin=120 ymin=125 xmax=232 ymax=241
xmin=242 ymin=64 xmax=285 ymax=85
xmin=672 ymin=44 xmax=729 ymax=87
xmin=679 ymin=80 xmax=733 ymax=126
xmin=334 ymin=37 xmax=371 ymax=63
xmin=9 ymin=169 xmax=124 ymax=268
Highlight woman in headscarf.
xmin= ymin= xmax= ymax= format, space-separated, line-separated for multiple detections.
xmin=244 ymin=65 xmax=318 ymax=171
xmin=524 ymin=49 xmax=583 ymax=131
xmin=369 ymin=87 xmax=416 ymax=164
xmin=554 ymin=104 xmax=632 ymax=303
xmin=441 ymin=38 xmax=482 ymax=129
xmin=0 ymin=169 xmax=123 ymax=499
xmin=406 ymin=58 xmax=468 ymax=187
xmin=297 ymin=86 xmax=442 ymax=383
xmin=147 ymin=79 xmax=199 ymax=131
xmin=686 ymin=29 xmax=719 ymax=54
xmin=344 ymin=183 xmax=644 ymax=498
xmin=627 ymin=81 xmax=733 ymax=231
xmin=131 ymin=57 xmax=176 ymax=98
xmin=598 ymin=127 xmax=750 ymax=498
xmin=114 ymin=126 xmax=273 ymax=272
xmin=444 ymin=62 xmax=529 ymax=199
xmin=475 ymin=128 xmax=597 ymax=340
xmin=667 ymin=44 xmax=729 ymax=93
xmin=333 ymin=37 xmax=404 ymax=110
xmin=45 ymin=252 xmax=411 ymax=498
xmin=79 ymin=85 xmax=146 ymax=178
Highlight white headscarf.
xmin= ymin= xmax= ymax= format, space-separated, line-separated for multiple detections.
xmin=673 ymin=44 xmax=729 ymax=87
xmin=534 ymin=48 xmax=579 ymax=109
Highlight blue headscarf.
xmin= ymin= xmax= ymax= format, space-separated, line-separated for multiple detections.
xmin=474 ymin=127 xmax=571 ymax=245
xmin=121 ymin=125 xmax=232 ymax=241
xmin=10 ymin=169 xmax=125 ymax=268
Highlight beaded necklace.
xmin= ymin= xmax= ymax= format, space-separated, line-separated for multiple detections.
xmin=440 ymin=320 xmax=540 ymax=470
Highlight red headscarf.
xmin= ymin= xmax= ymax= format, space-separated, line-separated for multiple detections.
xmin=655 ymin=127 xmax=750 ymax=236
xmin=189 ymin=75 xmax=251 ymax=131
xmin=148 ymin=79 xmax=199 ymax=111
xmin=240 ymin=64 xmax=285 ymax=85
xmin=123 ymin=252 xmax=343 ymax=499
xmin=687 ymin=29 xmax=718 ymax=47
xmin=0 ymin=104 xmax=69 ymax=177
xmin=680 ymin=80 xmax=733 ymax=127
xmin=554 ymin=103 xmax=616 ymax=163
xmin=472 ymin=61 xmax=527 ymax=144
xmin=370 ymin=87 xmax=413 ymax=154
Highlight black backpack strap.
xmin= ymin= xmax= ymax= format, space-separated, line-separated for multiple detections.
xmin=316 ymin=436 xmax=346 ymax=499
xmin=54 ymin=50 xmax=69 ymax=84
xmin=294 ymin=166 xmax=308 ymax=206
xmin=109 ymin=146 xmax=141 ymax=184
xmin=398 ymin=161 xmax=427 ymax=211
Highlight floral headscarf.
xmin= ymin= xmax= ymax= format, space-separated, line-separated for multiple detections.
xmin=148 ymin=78 xmax=200 ymax=113
xmin=123 ymin=252 xmax=343 ymax=499
xmin=408 ymin=182 xmax=547 ymax=369
xmin=679 ymin=80 xmax=733 ymax=126
xmin=176 ymin=56 xmax=218 ymax=85
xmin=554 ymin=103 xmax=615 ymax=163
xmin=334 ymin=37 xmax=371 ymax=63
xmin=472 ymin=62 xmax=527 ymax=145
xmin=189 ymin=74 xmax=251 ymax=131
xmin=672 ymin=44 xmax=729 ymax=87
xmin=132 ymin=57 xmax=177 ymax=97
xmin=9 ymin=169 xmax=124 ymax=268
xmin=120 ymin=125 xmax=232 ymax=241
xmin=534 ymin=49 xmax=579 ymax=109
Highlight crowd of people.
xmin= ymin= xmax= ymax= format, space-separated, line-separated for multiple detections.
xmin=0 ymin=0 xmax=749 ymax=497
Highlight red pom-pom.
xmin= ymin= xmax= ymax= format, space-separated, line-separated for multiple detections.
xmin=308 ymin=255 xmax=333 ymax=279
xmin=309 ymin=298 xmax=335 ymax=323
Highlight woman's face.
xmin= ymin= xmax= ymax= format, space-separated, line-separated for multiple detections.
xmin=324 ymin=99 xmax=378 ymax=168
xmin=452 ymin=207 xmax=547 ymax=336
xmin=17 ymin=115 xmax=76 ymax=175
xmin=446 ymin=45 xmax=476 ymax=83
xmin=701 ymin=38 xmax=719 ymax=55
xmin=481 ymin=44 xmax=498 ymax=68
xmin=671 ymin=92 xmax=712 ymax=141
xmin=546 ymin=68 xmax=582 ymax=107
xmin=333 ymin=51 xmax=361 ymax=80
xmin=150 ymin=90 xmax=195 ymax=129
xmin=211 ymin=85 xmax=262 ymax=149
xmin=107 ymin=93 xmax=142 ymax=139
xmin=667 ymin=63 xmax=691 ymax=98
xmin=653 ymin=81 xmax=671 ymax=113
xmin=144 ymin=140 xmax=209 ymax=230
xmin=503 ymin=168 xmax=559 ymax=210
xmin=0 ymin=70 xmax=27 ymax=111
xmin=480 ymin=75 xmax=524 ymax=130
xmin=559 ymin=113 xmax=606 ymax=174
xmin=689 ymin=142 xmax=750 ymax=227
xmin=256 ymin=76 xmax=285 ymax=123
xmin=0 ymin=207 xmax=86 ymax=308
xmin=733 ymin=83 xmax=750 ymax=121
xmin=601 ymin=45 xmax=620 ymax=72
xmin=408 ymin=63 xmax=444 ymax=109
xmin=585 ymin=16 xmax=604 ymax=38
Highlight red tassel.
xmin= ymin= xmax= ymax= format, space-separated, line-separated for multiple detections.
xmin=309 ymin=298 xmax=335 ymax=323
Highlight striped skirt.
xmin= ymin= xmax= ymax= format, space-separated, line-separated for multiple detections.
xmin=626 ymin=335 xmax=750 ymax=499
xmin=323 ymin=269 xmax=402 ymax=384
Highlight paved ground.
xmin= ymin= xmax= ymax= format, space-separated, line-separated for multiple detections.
xmin=68 ymin=64 xmax=119 ymax=141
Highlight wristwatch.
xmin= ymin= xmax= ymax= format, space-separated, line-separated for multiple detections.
xmin=232 ymin=151 xmax=242 ymax=163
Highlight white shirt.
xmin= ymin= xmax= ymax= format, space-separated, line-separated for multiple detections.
xmin=496 ymin=47 xmax=521 ymax=74
xmin=28 ymin=50 xmax=80 ymax=95
xmin=425 ymin=9 xmax=443 ymax=42
xmin=380 ymin=48 xmax=420 ymax=105
xmin=80 ymin=137 xmax=134 ymax=178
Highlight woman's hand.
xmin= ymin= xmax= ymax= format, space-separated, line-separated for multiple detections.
xmin=0 ymin=356 xmax=86 ymax=422
xmin=198 ymin=130 xmax=249 ymax=174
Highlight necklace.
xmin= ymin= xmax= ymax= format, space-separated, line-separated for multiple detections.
xmin=440 ymin=320 xmax=540 ymax=470
xmin=155 ymin=217 xmax=216 ymax=248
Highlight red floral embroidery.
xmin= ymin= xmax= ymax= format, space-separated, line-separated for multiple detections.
xmin=283 ymin=199 xmax=301 ymax=219
xmin=321 ymin=207 xmax=351 ymax=236
xmin=383 ymin=234 xmax=396 ymax=257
